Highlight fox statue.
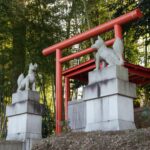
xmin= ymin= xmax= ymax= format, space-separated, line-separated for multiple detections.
xmin=17 ymin=63 xmax=38 ymax=91
xmin=91 ymin=36 xmax=124 ymax=70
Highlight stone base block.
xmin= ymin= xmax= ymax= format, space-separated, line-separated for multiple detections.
xmin=83 ymin=79 xmax=136 ymax=100
xmin=68 ymin=100 xmax=86 ymax=130
xmin=6 ymin=133 xmax=41 ymax=141
xmin=68 ymin=94 xmax=136 ymax=132
xmin=7 ymin=114 xmax=42 ymax=141
xmin=0 ymin=141 xmax=23 ymax=150
xmin=85 ymin=120 xmax=136 ymax=132
xmin=0 ymin=139 xmax=41 ymax=150
xmin=88 ymin=65 xmax=128 ymax=84
xmin=6 ymin=101 xmax=42 ymax=117
xmin=12 ymin=91 xmax=40 ymax=104
xmin=86 ymin=95 xmax=135 ymax=123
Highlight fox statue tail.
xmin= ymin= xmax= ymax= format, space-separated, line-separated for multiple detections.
xmin=113 ymin=38 xmax=124 ymax=65
xmin=17 ymin=73 xmax=24 ymax=87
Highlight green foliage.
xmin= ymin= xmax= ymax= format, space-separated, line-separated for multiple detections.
xmin=141 ymin=107 xmax=150 ymax=120
xmin=143 ymin=85 xmax=150 ymax=106
xmin=0 ymin=0 xmax=68 ymax=137
xmin=42 ymin=104 xmax=55 ymax=138
xmin=134 ymin=99 xmax=140 ymax=108
xmin=106 ymin=0 xmax=150 ymax=106
xmin=62 ymin=120 xmax=72 ymax=133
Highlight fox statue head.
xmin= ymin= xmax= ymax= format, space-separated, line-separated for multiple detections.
xmin=29 ymin=63 xmax=38 ymax=72
xmin=91 ymin=36 xmax=104 ymax=49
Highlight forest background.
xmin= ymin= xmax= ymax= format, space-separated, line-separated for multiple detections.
xmin=0 ymin=0 xmax=149 ymax=138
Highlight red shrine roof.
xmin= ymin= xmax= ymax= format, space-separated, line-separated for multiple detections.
xmin=63 ymin=60 xmax=150 ymax=86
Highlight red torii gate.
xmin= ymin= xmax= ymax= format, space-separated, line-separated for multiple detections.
xmin=42 ymin=9 xmax=149 ymax=134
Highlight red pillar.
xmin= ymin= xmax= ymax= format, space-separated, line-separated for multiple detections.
xmin=64 ymin=77 xmax=70 ymax=121
xmin=56 ymin=49 xmax=62 ymax=134
xmin=114 ymin=24 xmax=122 ymax=38
xmin=114 ymin=24 xmax=124 ymax=60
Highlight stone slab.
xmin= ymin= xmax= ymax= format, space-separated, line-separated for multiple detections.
xmin=6 ymin=133 xmax=42 ymax=141
xmin=12 ymin=91 xmax=40 ymax=104
xmin=6 ymin=101 xmax=42 ymax=117
xmin=85 ymin=120 xmax=136 ymax=132
xmin=0 ymin=141 xmax=24 ymax=150
xmin=68 ymin=100 xmax=86 ymax=130
xmin=83 ymin=78 xmax=136 ymax=100
xmin=88 ymin=65 xmax=128 ymax=84
xmin=7 ymin=114 xmax=42 ymax=141
xmin=69 ymin=100 xmax=84 ymax=105
xmin=99 ymin=79 xmax=136 ymax=98
xmin=86 ymin=95 xmax=134 ymax=123
xmin=82 ymin=83 xmax=100 ymax=100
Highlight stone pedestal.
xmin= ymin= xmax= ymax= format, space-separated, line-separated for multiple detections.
xmin=6 ymin=90 xmax=42 ymax=150
xmin=68 ymin=65 xmax=136 ymax=131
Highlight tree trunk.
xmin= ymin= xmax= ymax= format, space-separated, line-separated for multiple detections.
xmin=82 ymin=0 xmax=94 ymax=45
xmin=11 ymin=17 xmax=26 ymax=92
xmin=144 ymin=34 xmax=148 ymax=67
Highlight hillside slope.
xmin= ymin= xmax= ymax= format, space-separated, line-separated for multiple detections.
xmin=32 ymin=128 xmax=150 ymax=150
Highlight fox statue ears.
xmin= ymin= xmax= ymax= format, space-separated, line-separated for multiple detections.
xmin=29 ymin=63 xmax=38 ymax=67
xmin=34 ymin=63 xmax=38 ymax=68
xmin=91 ymin=36 xmax=104 ymax=49
xmin=29 ymin=63 xmax=33 ymax=67
xmin=98 ymin=36 xmax=104 ymax=43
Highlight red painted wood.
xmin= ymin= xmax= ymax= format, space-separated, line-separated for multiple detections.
xmin=56 ymin=49 xmax=62 ymax=134
xmin=62 ymin=59 xmax=95 ymax=76
xmin=66 ymin=65 xmax=95 ymax=78
xmin=62 ymin=59 xmax=150 ymax=85
xmin=127 ymin=68 xmax=150 ymax=78
xmin=42 ymin=9 xmax=143 ymax=56
xmin=64 ymin=77 xmax=70 ymax=121
xmin=114 ymin=24 xmax=122 ymax=38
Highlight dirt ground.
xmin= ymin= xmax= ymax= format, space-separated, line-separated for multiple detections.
xmin=32 ymin=127 xmax=150 ymax=150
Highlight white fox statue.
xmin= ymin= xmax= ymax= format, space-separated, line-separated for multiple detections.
xmin=17 ymin=63 xmax=38 ymax=91
xmin=91 ymin=36 xmax=124 ymax=70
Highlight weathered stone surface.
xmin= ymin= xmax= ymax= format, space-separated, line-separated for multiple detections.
xmin=6 ymin=101 xmax=42 ymax=117
xmin=85 ymin=120 xmax=136 ymax=131
xmin=0 ymin=139 xmax=41 ymax=150
xmin=69 ymin=94 xmax=136 ymax=132
xmin=88 ymin=65 xmax=128 ymax=84
xmin=83 ymin=79 xmax=136 ymax=100
xmin=98 ymin=78 xmax=136 ymax=98
xmin=85 ymin=95 xmax=135 ymax=131
xmin=7 ymin=114 xmax=42 ymax=141
xmin=7 ymin=90 xmax=42 ymax=145
xmin=82 ymin=83 xmax=100 ymax=100
xmin=0 ymin=141 xmax=24 ymax=150
xmin=12 ymin=90 xmax=40 ymax=104
xmin=68 ymin=100 xmax=86 ymax=131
